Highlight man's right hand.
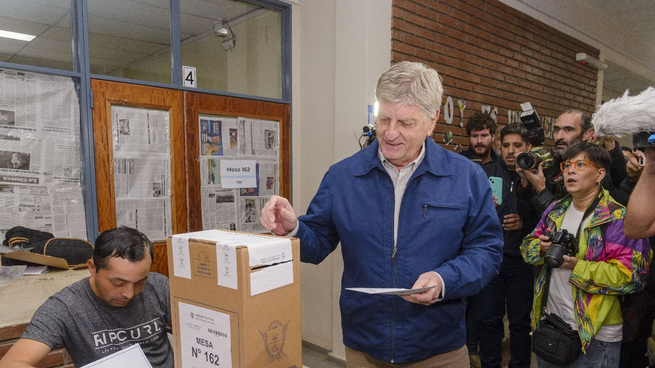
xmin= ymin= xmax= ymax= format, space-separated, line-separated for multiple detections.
xmin=627 ymin=150 xmax=645 ymax=182
xmin=538 ymin=234 xmax=552 ymax=257
xmin=260 ymin=195 xmax=298 ymax=235
xmin=521 ymin=162 xmax=546 ymax=193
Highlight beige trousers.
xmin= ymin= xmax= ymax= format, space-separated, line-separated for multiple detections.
xmin=345 ymin=345 xmax=469 ymax=368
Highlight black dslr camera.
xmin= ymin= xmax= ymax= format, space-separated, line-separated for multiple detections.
xmin=359 ymin=124 xmax=376 ymax=148
xmin=517 ymin=103 xmax=554 ymax=170
xmin=517 ymin=147 xmax=554 ymax=170
xmin=544 ymin=229 xmax=578 ymax=268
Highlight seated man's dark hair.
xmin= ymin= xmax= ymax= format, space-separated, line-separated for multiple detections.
xmin=465 ymin=112 xmax=497 ymax=136
xmin=500 ymin=122 xmax=529 ymax=143
xmin=93 ymin=226 xmax=153 ymax=271
xmin=562 ymin=142 xmax=611 ymax=171
xmin=621 ymin=146 xmax=633 ymax=153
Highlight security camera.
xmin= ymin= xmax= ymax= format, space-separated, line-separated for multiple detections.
xmin=222 ymin=37 xmax=236 ymax=51
xmin=575 ymin=53 xmax=607 ymax=70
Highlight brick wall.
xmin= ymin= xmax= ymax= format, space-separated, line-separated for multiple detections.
xmin=0 ymin=324 xmax=74 ymax=368
xmin=391 ymin=0 xmax=600 ymax=150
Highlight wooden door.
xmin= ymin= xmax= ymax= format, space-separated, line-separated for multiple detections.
xmin=92 ymin=79 xmax=187 ymax=276
xmin=184 ymin=92 xmax=290 ymax=231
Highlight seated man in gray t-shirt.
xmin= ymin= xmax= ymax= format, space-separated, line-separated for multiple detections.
xmin=0 ymin=227 xmax=173 ymax=368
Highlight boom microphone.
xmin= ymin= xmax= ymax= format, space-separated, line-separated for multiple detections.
xmin=592 ymin=86 xmax=655 ymax=137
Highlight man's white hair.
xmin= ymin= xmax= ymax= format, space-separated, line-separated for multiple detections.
xmin=593 ymin=86 xmax=655 ymax=137
xmin=375 ymin=61 xmax=443 ymax=120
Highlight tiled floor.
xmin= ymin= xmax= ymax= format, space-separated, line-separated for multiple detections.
xmin=302 ymin=345 xmax=344 ymax=368
xmin=302 ymin=341 xmax=538 ymax=368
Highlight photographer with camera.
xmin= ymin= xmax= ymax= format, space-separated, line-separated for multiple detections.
xmin=519 ymin=110 xmax=628 ymax=216
xmin=477 ymin=123 xmax=540 ymax=368
xmin=618 ymin=138 xmax=655 ymax=368
xmin=520 ymin=142 xmax=650 ymax=367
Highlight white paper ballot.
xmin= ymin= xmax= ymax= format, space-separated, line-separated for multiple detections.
xmin=346 ymin=285 xmax=437 ymax=296
xmin=80 ymin=343 xmax=152 ymax=368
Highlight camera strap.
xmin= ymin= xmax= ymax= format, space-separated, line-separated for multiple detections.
xmin=541 ymin=189 xmax=604 ymax=317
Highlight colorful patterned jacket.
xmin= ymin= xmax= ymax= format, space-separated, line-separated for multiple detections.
xmin=520 ymin=188 xmax=651 ymax=352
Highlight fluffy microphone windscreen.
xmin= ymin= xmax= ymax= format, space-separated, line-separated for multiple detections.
xmin=592 ymin=86 xmax=655 ymax=137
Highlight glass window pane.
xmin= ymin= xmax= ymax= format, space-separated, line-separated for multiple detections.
xmin=111 ymin=105 xmax=172 ymax=242
xmin=0 ymin=68 xmax=88 ymax=239
xmin=88 ymin=0 xmax=172 ymax=84
xmin=0 ymin=0 xmax=74 ymax=71
xmin=180 ymin=0 xmax=282 ymax=99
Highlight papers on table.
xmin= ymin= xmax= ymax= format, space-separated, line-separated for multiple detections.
xmin=345 ymin=285 xmax=437 ymax=296
xmin=80 ymin=343 xmax=152 ymax=368
xmin=24 ymin=265 xmax=48 ymax=275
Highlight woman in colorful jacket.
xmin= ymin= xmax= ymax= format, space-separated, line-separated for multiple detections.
xmin=520 ymin=142 xmax=651 ymax=368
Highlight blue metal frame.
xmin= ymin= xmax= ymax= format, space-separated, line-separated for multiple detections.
xmin=0 ymin=0 xmax=292 ymax=241
xmin=170 ymin=0 xmax=182 ymax=86
xmin=76 ymin=0 xmax=99 ymax=241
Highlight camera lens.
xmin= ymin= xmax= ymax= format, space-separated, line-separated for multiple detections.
xmin=517 ymin=152 xmax=541 ymax=170
xmin=544 ymin=244 xmax=566 ymax=268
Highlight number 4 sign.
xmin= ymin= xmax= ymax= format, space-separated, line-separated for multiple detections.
xmin=183 ymin=66 xmax=197 ymax=88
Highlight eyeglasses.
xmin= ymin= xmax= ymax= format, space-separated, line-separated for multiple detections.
xmin=560 ymin=159 xmax=598 ymax=172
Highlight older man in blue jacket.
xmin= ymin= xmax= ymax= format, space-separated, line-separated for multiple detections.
xmin=261 ymin=61 xmax=503 ymax=367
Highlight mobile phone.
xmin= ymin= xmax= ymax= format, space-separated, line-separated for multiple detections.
xmin=489 ymin=176 xmax=503 ymax=205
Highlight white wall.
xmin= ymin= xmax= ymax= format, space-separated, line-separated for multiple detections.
xmin=290 ymin=0 xmax=391 ymax=360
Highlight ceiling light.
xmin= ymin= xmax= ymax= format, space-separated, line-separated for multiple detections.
xmin=0 ymin=30 xmax=36 ymax=42
xmin=213 ymin=22 xmax=229 ymax=37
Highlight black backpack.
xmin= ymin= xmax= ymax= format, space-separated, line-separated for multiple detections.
xmin=4 ymin=226 xmax=93 ymax=267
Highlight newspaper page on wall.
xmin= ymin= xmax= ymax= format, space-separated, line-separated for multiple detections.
xmin=0 ymin=68 xmax=87 ymax=240
xmin=199 ymin=116 xmax=279 ymax=233
xmin=112 ymin=106 xmax=172 ymax=242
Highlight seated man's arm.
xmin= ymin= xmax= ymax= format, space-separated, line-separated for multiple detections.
xmin=0 ymin=339 xmax=52 ymax=368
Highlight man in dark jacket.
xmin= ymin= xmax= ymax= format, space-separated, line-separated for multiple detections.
xmin=521 ymin=110 xmax=627 ymax=215
xmin=460 ymin=111 xmax=499 ymax=368
xmin=461 ymin=112 xmax=499 ymax=164
xmin=479 ymin=123 xmax=539 ymax=368
xmin=261 ymin=61 xmax=503 ymax=367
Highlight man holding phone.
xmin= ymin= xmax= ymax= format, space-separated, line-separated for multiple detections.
xmin=479 ymin=123 xmax=540 ymax=368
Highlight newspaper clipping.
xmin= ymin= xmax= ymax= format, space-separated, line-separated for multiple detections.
xmin=199 ymin=115 xmax=280 ymax=233
xmin=0 ymin=69 xmax=87 ymax=240
xmin=112 ymin=106 xmax=172 ymax=242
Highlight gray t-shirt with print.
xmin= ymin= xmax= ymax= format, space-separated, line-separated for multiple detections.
xmin=22 ymin=272 xmax=173 ymax=368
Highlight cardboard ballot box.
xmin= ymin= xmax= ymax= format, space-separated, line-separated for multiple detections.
xmin=167 ymin=230 xmax=301 ymax=368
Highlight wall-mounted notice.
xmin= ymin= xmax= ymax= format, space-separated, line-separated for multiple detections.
xmin=198 ymin=115 xmax=279 ymax=233
xmin=220 ymin=160 xmax=256 ymax=188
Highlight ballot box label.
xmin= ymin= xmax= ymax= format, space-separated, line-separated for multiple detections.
xmin=179 ymin=302 xmax=232 ymax=368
